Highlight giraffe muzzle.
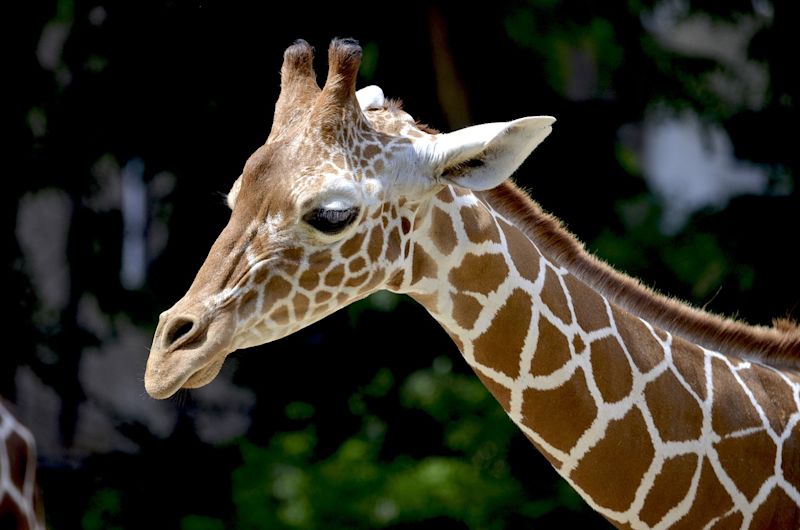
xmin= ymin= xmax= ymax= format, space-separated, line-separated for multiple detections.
xmin=145 ymin=306 xmax=236 ymax=399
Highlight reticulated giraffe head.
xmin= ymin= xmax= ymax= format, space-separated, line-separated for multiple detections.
xmin=144 ymin=39 xmax=553 ymax=399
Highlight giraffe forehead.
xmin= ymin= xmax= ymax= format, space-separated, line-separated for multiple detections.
xmin=236 ymin=104 xmax=432 ymax=218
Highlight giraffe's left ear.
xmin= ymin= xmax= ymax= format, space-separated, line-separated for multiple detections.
xmin=425 ymin=116 xmax=555 ymax=191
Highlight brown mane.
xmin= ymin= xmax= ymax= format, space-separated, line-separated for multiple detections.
xmin=480 ymin=181 xmax=800 ymax=370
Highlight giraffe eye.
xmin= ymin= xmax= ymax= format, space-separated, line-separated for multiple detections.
xmin=304 ymin=207 xmax=360 ymax=234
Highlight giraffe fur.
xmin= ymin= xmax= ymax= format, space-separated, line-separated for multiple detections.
xmin=145 ymin=39 xmax=800 ymax=529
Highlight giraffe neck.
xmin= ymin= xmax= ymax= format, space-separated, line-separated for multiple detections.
xmin=0 ymin=400 xmax=44 ymax=530
xmin=398 ymin=185 xmax=800 ymax=529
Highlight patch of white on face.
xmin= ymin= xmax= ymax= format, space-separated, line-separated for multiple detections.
xmin=300 ymin=175 xmax=363 ymax=212
xmin=257 ymin=212 xmax=284 ymax=238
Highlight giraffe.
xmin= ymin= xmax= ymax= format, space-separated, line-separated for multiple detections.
xmin=0 ymin=400 xmax=44 ymax=530
xmin=144 ymin=39 xmax=800 ymax=528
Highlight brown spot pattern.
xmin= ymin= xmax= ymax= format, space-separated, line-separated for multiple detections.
xmin=590 ymin=336 xmax=633 ymax=403
xmin=0 ymin=495 xmax=27 ymax=530
xmin=363 ymin=144 xmax=380 ymax=158
xmin=293 ymin=293 xmax=309 ymax=320
xmin=299 ymin=269 xmax=319 ymax=290
xmin=714 ymin=430 xmax=776 ymax=501
xmin=385 ymin=270 xmax=404 ymax=290
xmin=640 ymin=454 xmax=699 ymax=527
xmin=783 ymin=421 xmax=800 ymax=485
xmin=264 ymin=276 xmax=292 ymax=305
xmin=671 ymin=339 xmax=708 ymax=401
xmin=348 ymin=256 xmax=366 ymax=273
xmin=711 ymin=357 xmax=761 ymax=436
xmin=670 ymin=459 xmax=733 ymax=530
xmin=367 ymin=227 xmax=383 ymax=261
xmin=498 ymin=219 xmax=540 ymax=283
xmin=449 ymin=253 xmax=508 ymax=295
xmin=709 ymin=512 xmax=743 ymax=530
xmin=749 ymin=487 xmax=800 ymax=529
xmin=541 ymin=268 xmax=571 ymax=323
xmin=324 ymin=264 xmax=345 ymax=287
xmin=644 ymin=369 xmax=704 ymax=442
xmin=565 ymin=275 xmax=609 ymax=331
xmin=270 ymin=305 xmax=289 ymax=325
xmin=529 ymin=316 xmax=571 ymax=377
xmin=345 ymin=272 xmax=369 ymax=288
xmin=281 ymin=247 xmax=304 ymax=275
xmin=411 ymin=244 xmax=437 ymax=284
xmin=315 ymin=291 xmax=331 ymax=303
xmin=238 ymin=291 xmax=257 ymax=320
xmin=308 ymin=249 xmax=331 ymax=267
xmin=613 ymin=306 xmax=665 ymax=374
xmin=362 ymin=269 xmax=386 ymax=292
xmin=447 ymin=330 xmax=464 ymax=352
xmin=253 ymin=266 xmax=269 ymax=285
xmin=437 ymin=187 xmax=454 ymax=203
xmin=340 ymin=230 xmax=366 ymax=258
xmin=460 ymin=205 xmax=501 ymax=244
xmin=570 ymin=408 xmax=654 ymax=512
xmin=450 ymin=292 xmax=482 ymax=329
xmin=386 ymin=227 xmax=401 ymax=262
xmin=742 ymin=364 xmax=797 ymax=433
xmin=476 ymin=372 xmax=512 ymax=411
xmin=6 ymin=431 xmax=29 ymax=490
xmin=401 ymin=217 xmax=411 ymax=235
xmin=522 ymin=367 xmax=597 ymax=453
xmin=430 ymin=206 xmax=457 ymax=256
xmin=473 ymin=289 xmax=532 ymax=379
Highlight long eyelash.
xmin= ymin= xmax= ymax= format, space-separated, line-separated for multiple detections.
xmin=304 ymin=207 xmax=359 ymax=234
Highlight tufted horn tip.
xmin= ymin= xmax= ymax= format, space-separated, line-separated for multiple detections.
xmin=282 ymin=39 xmax=315 ymax=76
xmin=269 ymin=38 xmax=321 ymax=141
xmin=326 ymin=38 xmax=362 ymax=86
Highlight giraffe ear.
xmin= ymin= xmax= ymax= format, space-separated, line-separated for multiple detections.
xmin=428 ymin=116 xmax=555 ymax=191
xmin=356 ymin=85 xmax=385 ymax=111
xmin=227 ymin=175 xmax=242 ymax=210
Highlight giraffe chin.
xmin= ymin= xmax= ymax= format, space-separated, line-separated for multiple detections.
xmin=182 ymin=358 xmax=226 ymax=390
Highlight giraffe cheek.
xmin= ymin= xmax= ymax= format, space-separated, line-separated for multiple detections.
xmin=237 ymin=291 xmax=258 ymax=322
xmin=263 ymin=276 xmax=293 ymax=307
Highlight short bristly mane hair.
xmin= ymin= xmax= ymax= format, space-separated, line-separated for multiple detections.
xmin=480 ymin=182 xmax=800 ymax=370
xmin=372 ymin=100 xmax=799 ymax=369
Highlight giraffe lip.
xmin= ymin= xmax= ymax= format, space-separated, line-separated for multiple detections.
xmin=182 ymin=358 xmax=227 ymax=390
xmin=145 ymin=347 xmax=232 ymax=399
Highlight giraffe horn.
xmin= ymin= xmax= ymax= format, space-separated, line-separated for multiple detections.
xmin=268 ymin=39 xmax=321 ymax=141
xmin=322 ymin=38 xmax=362 ymax=103
xmin=312 ymin=38 xmax=369 ymax=139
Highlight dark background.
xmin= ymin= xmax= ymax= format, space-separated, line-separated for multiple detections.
xmin=8 ymin=0 xmax=798 ymax=528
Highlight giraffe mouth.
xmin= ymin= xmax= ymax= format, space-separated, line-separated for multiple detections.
xmin=182 ymin=358 xmax=227 ymax=390
xmin=145 ymin=309 xmax=235 ymax=399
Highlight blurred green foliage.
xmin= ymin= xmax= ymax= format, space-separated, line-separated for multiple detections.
xmin=179 ymin=359 xmax=587 ymax=529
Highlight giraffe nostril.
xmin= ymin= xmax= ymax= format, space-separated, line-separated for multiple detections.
xmin=163 ymin=316 xmax=199 ymax=350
